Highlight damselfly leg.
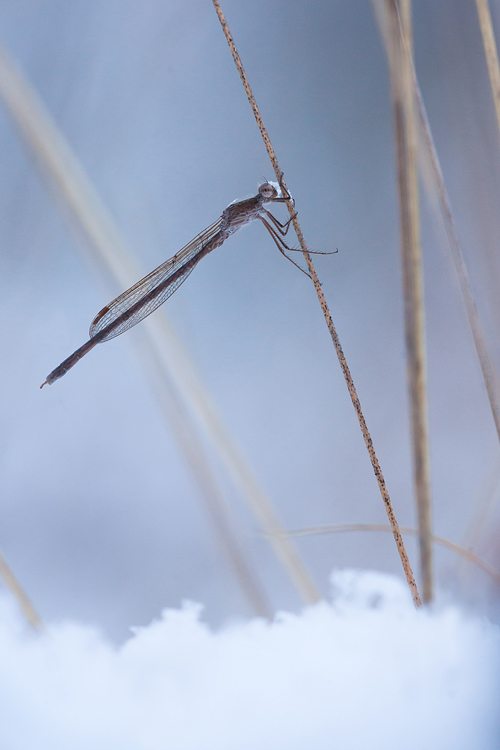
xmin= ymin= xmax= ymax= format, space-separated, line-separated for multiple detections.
xmin=262 ymin=209 xmax=298 ymax=236
xmin=259 ymin=216 xmax=312 ymax=277
xmin=260 ymin=209 xmax=338 ymax=276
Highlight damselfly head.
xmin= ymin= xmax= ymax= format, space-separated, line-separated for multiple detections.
xmin=258 ymin=181 xmax=280 ymax=200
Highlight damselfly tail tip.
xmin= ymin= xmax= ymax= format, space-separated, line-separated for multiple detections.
xmin=40 ymin=379 xmax=49 ymax=389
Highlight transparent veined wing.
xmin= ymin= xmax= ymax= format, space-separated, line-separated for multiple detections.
xmin=89 ymin=217 xmax=224 ymax=342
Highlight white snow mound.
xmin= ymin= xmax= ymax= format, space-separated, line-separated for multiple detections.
xmin=0 ymin=569 xmax=498 ymax=750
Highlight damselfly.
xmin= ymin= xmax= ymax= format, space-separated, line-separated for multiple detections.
xmin=41 ymin=181 xmax=328 ymax=388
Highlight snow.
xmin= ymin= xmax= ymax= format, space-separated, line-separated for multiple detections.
xmin=0 ymin=569 xmax=498 ymax=750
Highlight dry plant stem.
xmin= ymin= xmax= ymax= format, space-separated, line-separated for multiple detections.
xmin=212 ymin=0 xmax=422 ymax=607
xmin=476 ymin=0 xmax=500 ymax=145
xmin=376 ymin=0 xmax=500 ymax=588
xmin=376 ymin=0 xmax=500 ymax=442
xmin=416 ymin=83 xmax=500 ymax=443
xmin=0 ymin=550 xmax=42 ymax=630
xmin=386 ymin=0 xmax=433 ymax=604
xmin=284 ymin=523 xmax=500 ymax=589
xmin=0 ymin=43 xmax=319 ymax=610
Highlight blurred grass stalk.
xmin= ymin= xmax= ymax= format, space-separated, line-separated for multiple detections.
xmin=213 ymin=0 xmax=422 ymax=607
xmin=378 ymin=0 xmax=500 ymax=574
xmin=384 ymin=0 xmax=433 ymax=603
xmin=0 ymin=550 xmax=42 ymax=630
xmin=475 ymin=0 xmax=500 ymax=145
xmin=376 ymin=0 xmax=500 ymax=597
xmin=135 ymin=340 xmax=273 ymax=619
xmin=281 ymin=524 xmax=500 ymax=590
xmin=0 ymin=42 xmax=321 ymax=616
xmin=416 ymin=83 xmax=500 ymax=446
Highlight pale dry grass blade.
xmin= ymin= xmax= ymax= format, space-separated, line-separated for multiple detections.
xmin=415 ymin=83 xmax=500 ymax=444
xmin=476 ymin=0 xmax=500 ymax=146
xmin=384 ymin=0 xmax=433 ymax=603
xmin=377 ymin=0 xmax=500 ymax=581
xmin=141 ymin=343 xmax=272 ymax=618
xmin=0 ymin=42 xmax=318 ymax=610
xmin=0 ymin=549 xmax=42 ymax=630
xmin=282 ymin=523 xmax=500 ymax=589
xmin=213 ymin=0 xmax=421 ymax=607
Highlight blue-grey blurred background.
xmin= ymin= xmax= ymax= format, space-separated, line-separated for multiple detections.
xmin=1 ymin=0 xmax=500 ymax=640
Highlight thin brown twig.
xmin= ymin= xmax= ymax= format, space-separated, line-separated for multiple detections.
xmin=385 ymin=0 xmax=433 ymax=603
xmin=212 ymin=0 xmax=421 ymax=607
xmin=281 ymin=523 xmax=500 ymax=589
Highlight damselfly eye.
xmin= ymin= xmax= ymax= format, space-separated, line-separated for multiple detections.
xmin=258 ymin=182 xmax=277 ymax=199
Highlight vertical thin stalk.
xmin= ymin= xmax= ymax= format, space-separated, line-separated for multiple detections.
xmin=415 ymin=82 xmax=500 ymax=444
xmin=376 ymin=0 xmax=500 ymax=595
xmin=476 ymin=0 xmax=500 ymax=146
xmin=212 ymin=0 xmax=422 ymax=607
xmin=386 ymin=0 xmax=433 ymax=602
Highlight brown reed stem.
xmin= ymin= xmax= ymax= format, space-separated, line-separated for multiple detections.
xmin=385 ymin=0 xmax=433 ymax=603
xmin=212 ymin=0 xmax=422 ymax=607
